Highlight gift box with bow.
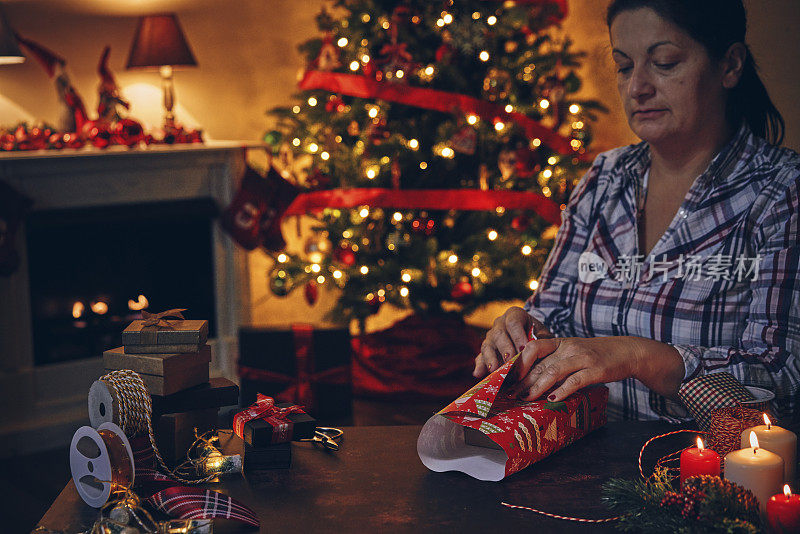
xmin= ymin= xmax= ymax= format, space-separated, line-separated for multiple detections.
xmin=122 ymin=309 xmax=208 ymax=354
xmin=234 ymin=393 xmax=316 ymax=446
xmin=417 ymin=354 xmax=608 ymax=481
xmin=238 ymin=324 xmax=352 ymax=419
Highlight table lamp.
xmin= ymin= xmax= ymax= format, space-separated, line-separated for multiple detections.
xmin=125 ymin=13 xmax=196 ymax=127
xmin=0 ymin=8 xmax=24 ymax=65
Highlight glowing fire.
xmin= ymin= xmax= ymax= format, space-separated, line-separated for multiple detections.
xmin=72 ymin=301 xmax=85 ymax=319
xmin=128 ymin=294 xmax=149 ymax=311
xmin=91 ymin=301 xmax=108 ymax=315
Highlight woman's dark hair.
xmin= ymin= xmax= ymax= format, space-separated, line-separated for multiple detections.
xmin=607 ymin=0 xmax=785 ymax=145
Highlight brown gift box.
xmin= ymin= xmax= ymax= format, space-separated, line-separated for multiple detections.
xmin=122 ymin=319 xmax=208 ymax=354
xmin=103 ymin=344 xmax=212 ymax=376
xmin=156 ymin=408 xmax=218 ymax=465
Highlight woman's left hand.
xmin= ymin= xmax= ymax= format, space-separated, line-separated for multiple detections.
xmin=509 ymin=336 xmax=685 ymax=402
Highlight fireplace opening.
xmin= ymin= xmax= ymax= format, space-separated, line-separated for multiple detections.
xmin=26 ymin=199 xmax=218 ymax=366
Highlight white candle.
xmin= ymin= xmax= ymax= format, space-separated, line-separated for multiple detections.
xmin=742 ymin=414 xmax=797 ymax=483
xmin=726 ymin=431 xmax=785 ymax=513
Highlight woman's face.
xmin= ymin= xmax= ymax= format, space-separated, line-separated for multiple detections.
xmin=609 ymin=8 xmax=729 ymax=147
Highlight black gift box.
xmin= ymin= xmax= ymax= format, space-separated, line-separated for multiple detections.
xmin=238 ymin=325 xmax=352 ymax=420
xmin=244 ymin=442 xmax=292 ymax=471
xmin=241 ymin=402 xmax=316 ymax=447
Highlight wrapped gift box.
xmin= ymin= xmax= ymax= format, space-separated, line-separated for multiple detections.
xmin=151 ymin=378 xmax=239 ymax=417
xmin=244 ymin=442 xmax=292 ymax=471
xmin=104 ymin=344 xmax=210 ymax=396
xmin=418 ymin=354 xmax=608 ymax=481
xmin=234 ymin=394 xmax=316 ymax=446
xmin=122 ymin=319 xmax=208 ymax=354
xmin=238 ymin=324 xmax=352 ymax=419
xmin=156 ymin=408 xmax=218 ymax=466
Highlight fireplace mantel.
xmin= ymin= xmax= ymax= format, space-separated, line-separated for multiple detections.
xmin=0 ymin=142 xmax=255 ymax=456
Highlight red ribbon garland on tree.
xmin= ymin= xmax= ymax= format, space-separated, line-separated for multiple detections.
xmin=285 ymin=188 xmax=563 ymax=226
xmin=299 ymin=70 xmax=577 ymax=156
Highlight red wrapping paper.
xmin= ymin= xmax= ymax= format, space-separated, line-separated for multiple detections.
xmin=233 ymin=393 xmax=306 ymax=444
xmin=417 ymin=354 xmax=607 ymax=481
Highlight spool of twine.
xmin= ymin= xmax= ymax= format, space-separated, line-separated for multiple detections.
xmin=94 ymin=369 xmax=217 ymax=484
xmin=706 ymin=406 xmax=764 ymax=467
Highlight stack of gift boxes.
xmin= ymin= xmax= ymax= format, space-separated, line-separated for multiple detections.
xmin=105 ymin=317 xmax=239 ymax=465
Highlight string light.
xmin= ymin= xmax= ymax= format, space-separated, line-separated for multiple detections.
xmin=419 ymin=161 xmax=428 ymax=170
xmin=487 ymin=15 xmax=497 ymax=25
xmin=307 ymin=96 xmax=318 ymax=106
xmin=467 ymin=114 xmax=478 ymax=125
xmin=401 ymin=272 xmax=412 ymax=282
xmin=472 ymin=11 xmax=481 ymax=19
xmin=479 ymin=50 xmax=490 ymax=62
xmin=368 ymin=107 xmax=379 ymax=118
xmin=277 ymin=254 xmax=288 ymax=263
xmin=343 ymin=230 xmax=353 ymax=238
xmin=349 ymin=61 xmax=360 ymax=71
xmin=442 ymin=13 xmax=453 ymax=24
xmin=424 ymin=65 xmax=434 ymax=76
xmin=380 ymin=156 xmax=390 ymax=164
xmin=333 ymin=270 xmax=343 ymax=279
xmin=392 ymin=211 xmax=403 ymax=222
xmin=494 ymin=121 xmax=505 ymax=132
xmin=569 ymin=104 xmax=581 ymax=114
xmin=440 ymin=147 xmax=455 ymax=158
xmin=542 ymin=186 xmax=552 ymax=197
xmin=521 ymin=245 xmax=532 ymax=255
xmin=448 ymin=254 xmax=458 ymax=264
xmin=471 ymin=267 xmax=481 ymax=277
xmin=317 ymin=275 xmax=326 ymax=284
xmin=335 ymin=135 xmax=343 ymax=143
xmin=337 ymin=37 xmax=348 ymax=47
xmin=531 ymin=138 xmax=542 ymax=147
xmin=573 ymin=121 xmax=584 ymax=129
xmin=311 ymin=263 xmax=322 ymax=273
xmin=571 ymin=139 xmax=582 ymax=149
xmin=539 ymin=99 xmax=550 ymax=110
xmin=292 ymin=105 xmax=301 ymax=114
xmin=360 ymin=265 xmax=369 ymax=274
xmin=308 ymin=142 xmax=319 ymax=153
xmin=547 ymin=156 xmax=558 ymax=165
xmin=399 ymin=286 xmax=409 ymax=297
xmin=529 ymin=279 xmax=539 ymax=291
xmin=542 ymin=169 xmax=553 ymax=178
xmin=496 ymin=206 xmax=506 ymax=215
xmin=359 ymin=207 xmax=370 ymax=217
xmin=292 ymin=137 xmax=301 ymax=146
xmin=361 ymin=54 xmax=370 ymax=63
xmin=487 ymin=230 xmax=498 ymax=241
xmin=436 ymin=18 xmax=445 ymax=27
xmin=408 ymin=138 xmax=419 ymax=149
xmin=320 ymin=151 xmax=330 ymax=160
xmin=396 ymin=69 xmax=404 ymax=78
xmin=377 ymin=288 xmax=385 ymax=297
xmin=366 ymin=167 xmax=377 ymax=179
xmin=381 ymin=20 xmax=390 ymax=29
xmin=504 ymin=104 xmax=513 ymax=113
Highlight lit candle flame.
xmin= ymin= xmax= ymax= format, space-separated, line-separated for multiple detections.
xmin=72 ymin=301 xmax=85 ymax=319
xmin=785 ymin=484 xmax=793 ymax=498
xmin=90 ymin=301 xmax=108 ymax=315
xmin=696 ymin=437 xmax=704 ymax=451
xmin=763 ymin=413 xmax=772 ymax=429
xmin=128 ymin=294 xmax=149 ymax=311
xmin=749 ymin=431 xmax=759 ymax=450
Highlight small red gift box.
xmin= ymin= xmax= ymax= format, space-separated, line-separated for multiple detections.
xmin=233 ymin=394 xmax=316 ymax=446
xmin=418 ymin=354 xmax=608 ymax=481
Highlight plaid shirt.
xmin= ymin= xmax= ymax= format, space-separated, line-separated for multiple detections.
xmin=525 ymin=123 xmax=800 ymax=425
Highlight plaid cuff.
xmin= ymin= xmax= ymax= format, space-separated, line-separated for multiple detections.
xmin=672 ymin=344 xmax=705 ymax=381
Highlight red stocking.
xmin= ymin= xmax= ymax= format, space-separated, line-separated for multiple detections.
xmin=0 ymin=181 xmax=32 ymax=277
xmin=221 ymin=166 xmax=299 ymax=251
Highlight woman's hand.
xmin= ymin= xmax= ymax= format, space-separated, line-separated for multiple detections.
xmin=473 ymin=306 xmax=553 ymax=378
xmin=510 ymin=336 xmax=685 ymax=402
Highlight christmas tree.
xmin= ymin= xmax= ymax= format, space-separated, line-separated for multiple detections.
xmin=265 ymin=0 xmax=604 ymax=325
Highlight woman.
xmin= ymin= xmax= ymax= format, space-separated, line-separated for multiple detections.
xmin=474 ymin=0 xmax=799 ymax=425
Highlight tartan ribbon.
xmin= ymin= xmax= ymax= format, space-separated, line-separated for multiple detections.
xmin=678 ymin=372 xmax=756 ymax=432
xmin=232 ymin=393 xmax=307 ymax=443
xmin=147 ymin=486 xmax=260 ymax=528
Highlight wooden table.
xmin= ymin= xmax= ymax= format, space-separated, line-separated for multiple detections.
xmin=37 ymin=421 xmax=691 ymax=533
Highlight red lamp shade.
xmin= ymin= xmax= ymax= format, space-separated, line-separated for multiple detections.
xmin=126 ymin=13 xmax=197 ymax=69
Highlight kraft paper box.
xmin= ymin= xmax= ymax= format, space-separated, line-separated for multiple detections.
xmin=122 ymin=319 xmax=208 ymax=354
xmin=103 ymin=345 xmax=211 ymax=377
xmin=418 ymin=354 xmax=608 ymax=481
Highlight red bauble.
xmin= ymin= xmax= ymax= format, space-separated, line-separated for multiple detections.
xmin=411 ymin=218 xmax=435 ymax=235
xmin=450 ymin=281 xmax=474 ymax=302
xmin=113 ymin=118 xmax=145 ymax=147
xmin=511 ymin=215 xmax=530 ymax=231
xmin=334 ymin=246 xmax=356 ymax=266
xmin=304 ymin=280 xmax=319 ymax=305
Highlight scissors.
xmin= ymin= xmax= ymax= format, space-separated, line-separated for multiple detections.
xmin=300 ymin=427 xmax=343 ymax=451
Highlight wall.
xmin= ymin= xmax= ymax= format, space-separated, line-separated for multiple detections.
xmin=3 ymin=0 xmax=798 ymax=332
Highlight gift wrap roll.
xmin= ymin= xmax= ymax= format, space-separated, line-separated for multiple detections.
xmin=69 ymin=423 xmax=135 ymax=508
xmin=88 ymin=378 xmax=121 ymax=429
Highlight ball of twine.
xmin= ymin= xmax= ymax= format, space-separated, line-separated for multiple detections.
xmin=706 ymin=406 xmax=764 ymax=460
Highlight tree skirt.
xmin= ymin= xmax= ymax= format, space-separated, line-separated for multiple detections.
xmin=351 ymin=313 xmax=485 ymax=400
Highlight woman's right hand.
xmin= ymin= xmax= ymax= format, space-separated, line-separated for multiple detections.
xmin=473 ymin=306 xmax=553 ymax=378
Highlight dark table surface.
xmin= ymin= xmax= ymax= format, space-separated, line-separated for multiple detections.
xmin=37 ymin=421 xmax=693 ymax=533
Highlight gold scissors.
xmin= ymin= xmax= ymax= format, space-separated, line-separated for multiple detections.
xmin=300 ymin=427 xmax=343 ymax=451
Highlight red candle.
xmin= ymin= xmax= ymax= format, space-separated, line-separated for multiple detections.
xmin=767 ymin=484 xmax=800 ymax=534
xmin=679 ymin=437 xmax=720 ymax=489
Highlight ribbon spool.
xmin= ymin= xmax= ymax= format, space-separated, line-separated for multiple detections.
xmin=70 ymin=422 xmax=135 ymax=508
xmin=88 ymin=379 xmax=121 ymax=429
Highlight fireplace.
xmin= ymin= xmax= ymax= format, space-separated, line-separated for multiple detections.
xmin=0 ymin=143 xmax=253 ymax=456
